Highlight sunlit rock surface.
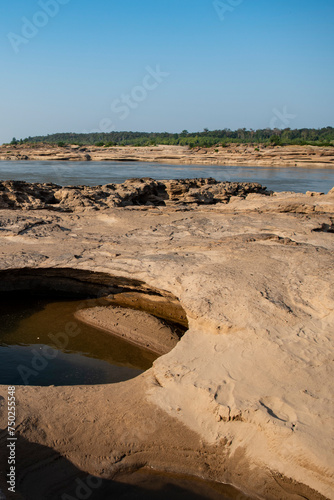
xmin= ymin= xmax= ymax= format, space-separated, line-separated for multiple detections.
xmin=0 ymin=180 xmax=333 ymax=499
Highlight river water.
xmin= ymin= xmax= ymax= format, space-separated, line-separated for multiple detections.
xmin=0 ymin=160 xmax=333 ymax=193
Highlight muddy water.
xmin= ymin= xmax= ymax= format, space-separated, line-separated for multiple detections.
xmin=0 ymin=295 xmax=157 ymax=386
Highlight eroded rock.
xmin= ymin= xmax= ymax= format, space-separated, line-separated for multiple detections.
xmin=0 ymin=178 xmax=270 ymax=211
xmin=0 ymin=187 xmax=333 ymax=499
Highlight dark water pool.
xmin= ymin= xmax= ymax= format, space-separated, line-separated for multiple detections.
xmin=0 ymin=160 xmax=334 ymax=193
xmin=0 ymin=295 xmax=156 ymax=386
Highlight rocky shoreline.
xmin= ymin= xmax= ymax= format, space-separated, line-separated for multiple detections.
xmin=0 ymin=180 xmax=333 ymax=499
xmin=1 ymin=143 xmax=334 ymax=168
xmin=0 ymin=178 xmax=270 ymax=211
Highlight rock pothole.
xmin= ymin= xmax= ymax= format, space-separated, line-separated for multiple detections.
xmin=0 ymin=268 xmax=188 ymax=386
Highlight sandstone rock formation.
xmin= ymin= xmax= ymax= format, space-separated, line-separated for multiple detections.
xmin=0 ymin=178 xmax=270 ymax=211
xmin=1 ymin=143 xmax=334 ymax=167
xmin=0 ymin=181 xmax=333 ymax=499
xmin=75 ymin=306 xmax=182 ymax=355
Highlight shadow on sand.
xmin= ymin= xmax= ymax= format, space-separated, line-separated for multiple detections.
xmin=0 ymin=432 xmax=249 ymax=500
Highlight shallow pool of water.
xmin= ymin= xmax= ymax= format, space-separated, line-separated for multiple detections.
xmin=1 ymin=160 xmax=334 ymax=193
xmin=0 ymin=294 xmax=157 ymax=386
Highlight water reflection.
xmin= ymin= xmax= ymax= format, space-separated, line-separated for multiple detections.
xmin=0 ymin=295 xmax=156 ymax=386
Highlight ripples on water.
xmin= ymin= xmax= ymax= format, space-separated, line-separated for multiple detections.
xmin=0 ymin=160 xmax=334 ymax=193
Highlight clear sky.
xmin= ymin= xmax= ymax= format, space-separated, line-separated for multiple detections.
xmin=0 ymin=0 xmax=333 ymax=143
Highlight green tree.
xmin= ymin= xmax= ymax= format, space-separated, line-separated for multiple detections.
xmin=270 ymin=135 xmax=281 ymax=146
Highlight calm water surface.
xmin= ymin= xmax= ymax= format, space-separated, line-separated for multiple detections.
xmin=0 ymin=295 xmax=156 ymax=386
xmin=0 ymin=160 xmax=333 ymax=193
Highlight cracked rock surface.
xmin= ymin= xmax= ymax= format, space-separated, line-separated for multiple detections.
xmin=0 ymin=181 xmax=333 ymax=499
xmin=0 ymin=178 xmax=270 ymax=211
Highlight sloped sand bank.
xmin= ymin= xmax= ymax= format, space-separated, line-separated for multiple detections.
xmin=75 ymin=306 xmax=181 ymax=355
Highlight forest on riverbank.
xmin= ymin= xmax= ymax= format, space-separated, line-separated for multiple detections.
xmin=8 ymin=127 xmax=334 ymax=149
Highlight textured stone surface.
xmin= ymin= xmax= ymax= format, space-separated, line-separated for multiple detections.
xmin=0 ymin=178 xmax=270 ymax=211
xmin=1 ymin=143 xmax=334 ymax=167
xmin=0 ymin=184 xmax=333 ymax=499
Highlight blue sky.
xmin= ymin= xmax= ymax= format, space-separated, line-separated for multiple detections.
xmin=0 ymin=0 xmax=333 ymax=143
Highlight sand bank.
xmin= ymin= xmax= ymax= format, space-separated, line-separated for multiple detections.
xmin=75 ymin=306 xmax=180 ymax=355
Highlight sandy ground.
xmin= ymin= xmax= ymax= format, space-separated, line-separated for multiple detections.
xmin=0 ymin=184 xmax=333 ymax=499
xmin=75 ymin=306 xmax=181 ymax=355
xmin=1 ymin=143 xmax=334 ymax=168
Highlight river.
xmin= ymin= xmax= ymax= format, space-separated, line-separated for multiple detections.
xmin=0 ymin=160 xmax=333 ymax=193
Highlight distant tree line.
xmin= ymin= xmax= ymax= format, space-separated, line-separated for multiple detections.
xmin=8 ymin=127 xmax=334 ymax=148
